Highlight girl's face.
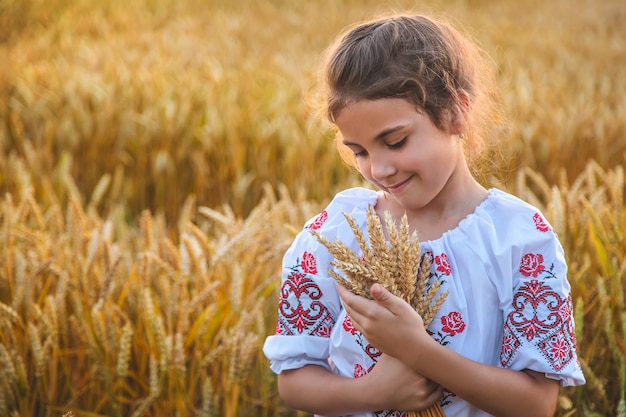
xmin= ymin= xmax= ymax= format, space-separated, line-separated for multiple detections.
xmin=335 ymin=98 xmax=469 ymax=214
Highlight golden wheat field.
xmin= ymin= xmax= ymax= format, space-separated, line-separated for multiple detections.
xmin=0 ymin=0 xmax=625 ymax=415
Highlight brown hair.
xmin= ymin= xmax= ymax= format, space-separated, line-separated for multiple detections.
xmin=322 ymin=13 xmax=506 ymax=175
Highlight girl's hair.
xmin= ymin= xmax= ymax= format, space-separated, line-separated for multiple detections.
xmin=322 ymin=13 xmax=506 ymax=176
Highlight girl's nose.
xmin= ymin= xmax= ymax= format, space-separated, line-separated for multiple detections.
xmin=369 ymin=154 xmax=396 ymax=181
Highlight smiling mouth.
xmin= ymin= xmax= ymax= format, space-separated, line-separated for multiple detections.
xmin=386 ymin=176 xmax=412 ymax=192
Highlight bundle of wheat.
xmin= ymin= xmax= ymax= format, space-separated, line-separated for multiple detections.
xmin=312 ymin=204 xmax=448 ymax=417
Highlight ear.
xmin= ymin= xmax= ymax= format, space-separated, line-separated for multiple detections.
xmin=450 ymin=89 xmax=471 ymax=135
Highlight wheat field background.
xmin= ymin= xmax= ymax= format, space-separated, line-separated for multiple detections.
xmin=0 ymin=0 xmax=625 ymax=416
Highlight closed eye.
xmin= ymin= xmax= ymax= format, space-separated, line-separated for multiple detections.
xmin=388 ymin=137 xmax=407 ymax=149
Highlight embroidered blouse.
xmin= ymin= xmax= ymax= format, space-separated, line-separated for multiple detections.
xmin=263 ymin=187 xmax=585 ymax=417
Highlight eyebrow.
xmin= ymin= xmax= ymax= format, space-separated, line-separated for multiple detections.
xmin=341 ymin=125 xmax=405 ymax=146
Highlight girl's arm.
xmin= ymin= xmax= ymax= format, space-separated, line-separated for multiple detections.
xmin=338 ymin=283 xmax=560 ymax=417
xmin=278 ymin=355 xmax=443 ymax=416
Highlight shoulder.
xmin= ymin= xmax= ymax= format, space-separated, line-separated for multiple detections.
xmin=322 ymin=187 xmax=378 ymax=215
xmin=475 ymin=189 xmax=567 ymax=279
xmin=453 ymin=188 xmax=563 ymax=268
xmin=304 ymin=187 xmax=378 ymax=236
xmin=282 ymin=188 xmax=376 ymax=278
xmin=479 ymin=188 xmax=555 ymax=237
xmin=486 ymin=189 xmax=547 ymax=219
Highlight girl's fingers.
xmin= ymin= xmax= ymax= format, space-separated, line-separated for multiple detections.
xmin=369 ymin=283 xmax=403 ymax=315
xmin=336 ymin=284 xmax=374 ymax=333
xmin=336 ymin=284 xmax=362 ymax=317
xmin=339 ymin=283 xmax=406 ymax=317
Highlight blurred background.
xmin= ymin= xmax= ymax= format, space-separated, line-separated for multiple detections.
xmin=2 ymin=0 xmax=624 ymax=223
xmin=0 ymin=0 xmax=624 ymax=416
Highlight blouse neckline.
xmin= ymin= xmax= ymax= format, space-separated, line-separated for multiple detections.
xmin=367 ymin=188 xmax=499 ymax=244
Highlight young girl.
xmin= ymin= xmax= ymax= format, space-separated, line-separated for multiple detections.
xmin=263 ymin=13 xmax=585 ymax=417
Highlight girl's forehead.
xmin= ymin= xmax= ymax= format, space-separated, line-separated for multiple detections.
xmin=335 ymin=98 xmax=420 ymax=121
xmin=335 ymin=98 xmax=427 ymax=139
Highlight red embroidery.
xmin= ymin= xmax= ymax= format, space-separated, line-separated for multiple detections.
xmin=275 ymin=256 xmax=335 ymax=337
xmin=343 ymin=314 xmax=358 ymax=335
xmin=519 ymin=253 xmax=545 ymax=277
xmin=308 ymin=210 xmax=328 ymax=230
xmin=503 ymin=285 xmax=577 ymax=372
xmin=364 ymin=343 xmax=382 ymax=362
xmin=537 ymin=296 xmax=577 ymax=371
xmin=441 ymin=312 xmax=466 ymax=336
xmin=315 ymin=321 xmax=333 ymax=338
xmin=435 ymin=253 xmax=451 ymax=275
xmin=354 ymin=363 xmax=367 ymax=378
xmin=536 ymin=328 xmax=576 ymax=371
xmin=301 ymin=251 xmax=317 ymax=274
xmin=500 ymin=322 xmax=521 ymax=367
xmin=549 ymin=335 xmax=569 ymax=361
xmin=346 ymin=313 xmax=382 ymax=366
xmin=559 ymin=295 xmax=573 ymax=319
xmin=374 ymin=410 xmax=408 ymax=417
xmin=508 ymin=279 xmax=563 ymax=340
xmin=533 ymin=212 xmax=551 ymax=232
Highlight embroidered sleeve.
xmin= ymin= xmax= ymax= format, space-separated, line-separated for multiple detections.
xmin=275 ymin=248 xmax=337 ymax=337
xmin=500 ymin=212 xmax=585 ymax=386
xmin=263 ymin=210 xmax=342 ymax=374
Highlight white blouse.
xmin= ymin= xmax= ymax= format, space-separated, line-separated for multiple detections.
xmin=263 ymin=187 xmax=585 ymax=417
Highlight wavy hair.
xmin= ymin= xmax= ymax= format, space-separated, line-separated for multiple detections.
xmin=322 ymin=13 xmax=506 ymax=174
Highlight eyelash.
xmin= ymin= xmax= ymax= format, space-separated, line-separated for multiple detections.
xmin=353 ymin=137 xmax=408 ymax=158
xmin=388 ymin=137 xmax=407 ymax=149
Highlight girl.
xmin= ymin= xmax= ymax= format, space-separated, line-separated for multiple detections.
xmin=263 ymin=13 xmax=585 ymax=417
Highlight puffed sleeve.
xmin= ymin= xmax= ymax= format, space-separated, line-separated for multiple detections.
xmin=499 ymin=210 xmax=586 ymax=387
xmin=262 ymin=187 xmax=377 ymax=374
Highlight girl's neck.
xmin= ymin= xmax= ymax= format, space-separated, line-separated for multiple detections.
xmin=377 ymin=174 xmax=488 ymax=242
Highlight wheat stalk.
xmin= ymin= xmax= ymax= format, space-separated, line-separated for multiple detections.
xmin=312 ymin=204 xmax=448 ymax=416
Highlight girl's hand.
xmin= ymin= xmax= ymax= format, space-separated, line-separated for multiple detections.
xmin=337 ymin=283 xmax=429 ymax=361
xmin=339 ymin=284 xmax=562 ymax=417
xmin=364 ymin=353 xmax=443 ymax=411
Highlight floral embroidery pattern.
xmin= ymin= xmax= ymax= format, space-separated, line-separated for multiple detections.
xmin=343 ymin=315 xmax=381 ymax=364
xmin=428 ymin=311 xmax=466 ymax=347
xmin=502 ymin=280 xmax=578 ymax=371
xmin=308 ymin=210 xmax=328 ymax=230
xmin=533 ymin=212 xmax=552 ymax=232
xmin=441 ymin=312 xmax=466 ymax=336
xmin=342 ymin=314 xmax=358 ymax=335
xmin=301 ymin=251 xmax=317 ymax=274
xmin=435 ymin=253 xmax=451 ymax=275
xmin=354 ymin=363 xmax=367 ymax=378
xmin=519 ymin=253 xmax=557 ymax=279
xmin=275 ymin=253 xmax=335 ymax=337
xmin=538 ymin=330 xmax=573 ymax=371
xmin=509 ymin=279 xmax=563 ymax=340
xmin=500 ymin=322 xmax=522 ymax=367
xmin=519 ymin=253 xmax=545 ymax=277
xmin=537 ymin=295 xmax=578 ymax=371
xmin=423 ymin=251 xmax=451 ymax=282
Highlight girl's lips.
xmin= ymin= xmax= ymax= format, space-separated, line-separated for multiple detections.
xmin=386 ymin=176 xmax=413 ymax=193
